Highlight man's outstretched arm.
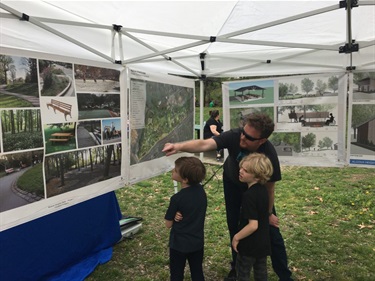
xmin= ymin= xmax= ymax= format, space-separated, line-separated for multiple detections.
xmin=162 ymin=138 xmax=217 ymax=156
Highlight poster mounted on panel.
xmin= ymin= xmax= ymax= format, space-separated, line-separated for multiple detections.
xmin=348 ymin=71 xmax=375 ymax=167
xmin=222 ymin=73 xmax=347 ymax=167
xmin=128 ymin=68 xmax=195 ymax=183
xmin=0 ymin=53 xmax=125 ymax=231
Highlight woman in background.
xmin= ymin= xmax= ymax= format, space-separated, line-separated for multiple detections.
xmin=203 ymin=110 xmax=223 ymax=160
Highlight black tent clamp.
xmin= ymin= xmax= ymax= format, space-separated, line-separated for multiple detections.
xmin=21 ymin=13 xmax=29 ymax=21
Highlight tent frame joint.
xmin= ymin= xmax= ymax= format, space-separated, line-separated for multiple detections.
xmin=21 ymin=13 xmax=29 ymax=21
xmin=200 ymin=75 xmax=207 ymax=81
xmin=339 ymin=40 xmax=359 ymax=53
xmin=210 ymin=36 xmax=216 ymax=42
xmin=115 ymin=60 xmax=122 ymax=64
xmin=113 ymin=24 xmax=122 ymax=32
xmin=346 ymin=66 xmax=356 ymax=71
xmin=339 ymin=0 xmax=358 ymax=9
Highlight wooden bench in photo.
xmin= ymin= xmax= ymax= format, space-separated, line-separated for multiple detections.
xmin=49 ymin=138 xmax=69 ymax=144
xmin=47 ymin=99 xmax=72 ymax=121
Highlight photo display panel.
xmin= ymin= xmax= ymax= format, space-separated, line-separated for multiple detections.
xmin=128 ymin=68 xmax=195 ymax=183
xmin=348 ymin=71 xmax=375 ymax=167
xmin=0 ymin=54 xmax=125 ymax=231
xmin=222 ymin=73 xmax=348 ymax=167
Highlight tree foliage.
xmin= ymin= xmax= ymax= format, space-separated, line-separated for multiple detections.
xmin=301 ymin=78 xmax=314 ymax=95
xmin=302 ymin=132 xmax=316 ymax=150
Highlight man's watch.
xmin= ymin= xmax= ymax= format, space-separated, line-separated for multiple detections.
xmin=268 ymin=211 xmax=273 ymax=216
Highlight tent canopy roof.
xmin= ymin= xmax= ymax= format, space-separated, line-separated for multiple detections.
xmin=1 ymin=0 xmax=374 ymax=78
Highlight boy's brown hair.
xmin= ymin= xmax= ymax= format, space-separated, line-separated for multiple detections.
xmin=175 ymin=157 xmax=206 ymax=185
xmin=240 ymin=153 xmax=273 ymax=185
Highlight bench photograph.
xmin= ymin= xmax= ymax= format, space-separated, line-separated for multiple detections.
xmin=47 ymin=99 xmax=72 ymax=121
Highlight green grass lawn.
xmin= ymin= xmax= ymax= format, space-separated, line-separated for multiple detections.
xmin=86 ymin=165 xmax=374 ymax=281
xmin=0 ymin=93 xmax=33 ymax=107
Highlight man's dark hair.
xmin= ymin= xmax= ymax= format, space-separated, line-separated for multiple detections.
xmin=175 ymin=157 xmax=206 ymax=185
xmin=245 ymin=113 xmax=274 ymax=139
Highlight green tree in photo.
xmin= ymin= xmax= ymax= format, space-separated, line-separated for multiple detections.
xmin=315 ymin=79 xmax=327 ymax=95
xmin=289 ymin=83 xmax=298 ymax=95
xmin=328 ymin=76 xmax=338 ymax=93
xmin=0 ymin=55 xmax=15 ymax=84
xmin=279 ymin=82 xmax=288 ymax=98
xmin=301 ymin=77 xmax=314 ymax=95
xmin=318 ymin=137 xmax=333 ymax=150
xmin=302 ymin=132 xmax=316 ymax=151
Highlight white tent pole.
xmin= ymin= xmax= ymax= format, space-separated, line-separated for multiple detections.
xmin=209 ymin=44 xmax=346 ymax=77
xmin=0 ymin=13 xmax=111 ymax=29
xmin=357 ymin=40 xmax=375 ymax=48
xmin=360 ymin=0 xmax=375 ymax=5
xmin=123 ymin=39 xmax=208 ymax=64
xmin=0 ymin=3 xmax=114 ymax=63
xmin=122 ymin=27 xmax=209 ymax=41
xmin=118 ymin=32 xmax=124 ymax=62
xmin=216 ymin=38 xmax=337 ymax=51
xmin=199 ymin=79 xmax=204 ymax=161
xmin=170 ymin=60 xmax=201 ymax=78
xmin=221 ymin=4 xmax=339 ymax=38
xmin=121 ymin=31 xmax=202 ymax=76
xmin=360 ymin=61 xmax=375 ymax=68
xmin=111 ymin=30 xmax=116 ymax=61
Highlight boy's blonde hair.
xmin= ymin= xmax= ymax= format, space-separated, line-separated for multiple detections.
xmin=175 ymin=157 xmax=206 ymax=185
xmin=239 ymin=153 xmax=273 ymax=185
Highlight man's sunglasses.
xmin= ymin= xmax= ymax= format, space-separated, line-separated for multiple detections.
xmin=240 ymin=128 xmax=263 ymax=141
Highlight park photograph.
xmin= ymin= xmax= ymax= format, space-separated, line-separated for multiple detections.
xmin=0 ymin=54 xmax=39 ymax=108
xmin=74 ymin=64 xmax=120 ymax=93
xmin=102 ymin=118 xmax=122 ymax=145
xmin=278 ymin=74 xmax=339 ymax=101
xmin=353 ymin=71 xmax=375 ymax=102
xmin=44 ymin=144 xmax=122 ymax=198
xmin=349 ymin=103 xmax=375 ymax=162
xmin=77 ymin=120 xmax=102 ymax=149
xmin=229 ymin=106 xmax=274 ymax=129
xmin=227 ymin=79 xmax=275 ymax=106
xmin=276 ymin=104 xmax=337 ymax=130
xmin=38 ymin=59 xmax=75 ymax=97
xmin=77 ymin=93 xmax=121 ymax=120
xmin=44 ymin=122 xmax=77 ymax=155
xmin=0 ymin=149 xmax=44 ymax=213
xmin=1 ymin=109 xmax=43 ymax=152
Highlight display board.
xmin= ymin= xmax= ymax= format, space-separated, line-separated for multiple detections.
xmin=128 ymin=68 xmax=195 ymax=183
xmin=347 ymin=71 xmax=375 ymax=167
xmin=0 ymin=54 xmax=126 ymax=231
xmin=0 ymin=53 xmax=196 ymax=231
xmin=222 ymin=73 xmax=349 ymax=167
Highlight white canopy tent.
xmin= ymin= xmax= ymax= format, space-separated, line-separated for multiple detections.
xmin=1 ymin=0 xmax=374 ymax=78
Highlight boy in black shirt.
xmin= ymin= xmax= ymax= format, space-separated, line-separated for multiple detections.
xmin=232 ymin=153 xmax=273 ymax=281
xmin=165 ymin=157 xmax=207 ymax=281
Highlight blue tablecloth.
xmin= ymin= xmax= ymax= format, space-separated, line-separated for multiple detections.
xmin=0 ymin=192 xmax=122 ymax=281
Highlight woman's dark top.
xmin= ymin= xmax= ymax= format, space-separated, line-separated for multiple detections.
xmin=203 ymin=117 xmax=223 ymax=139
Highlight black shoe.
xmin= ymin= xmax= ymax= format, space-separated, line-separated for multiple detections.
xmin=223 ymin=268 xmax=236 ymax=281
